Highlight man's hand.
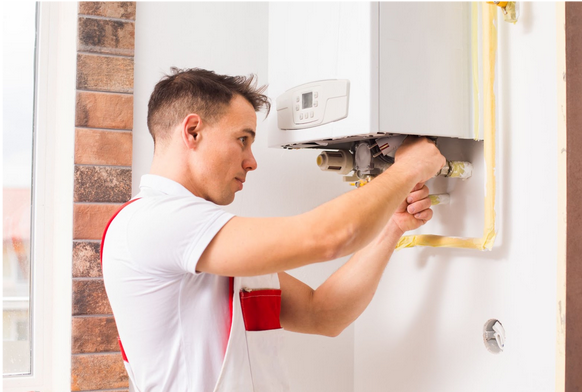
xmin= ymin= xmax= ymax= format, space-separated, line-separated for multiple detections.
xmin=394 ymin=136 xmax=446 ymax=184
xmin=389 ymin=182 xmax=433 ymax=234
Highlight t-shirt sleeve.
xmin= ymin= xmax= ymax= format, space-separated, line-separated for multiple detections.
xmin=126 ymin=196 xmax=235 ymax=276
xmin=182 ymin=207 xmax=234 ymax=275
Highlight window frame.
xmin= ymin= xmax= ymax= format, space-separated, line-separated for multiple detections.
xmin=3 ymin=2 xmax=77 ymax=390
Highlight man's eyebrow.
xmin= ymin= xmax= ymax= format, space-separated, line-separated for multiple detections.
xmin=242 ymin=129 xmax=256 ymax=140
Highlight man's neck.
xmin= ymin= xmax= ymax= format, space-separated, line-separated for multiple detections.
xmin=150 ymin=151 xmax=195 ymax=194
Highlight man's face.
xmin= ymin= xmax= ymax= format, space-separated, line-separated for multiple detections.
xmin=191 ymin=94 xmax=258 ymax=205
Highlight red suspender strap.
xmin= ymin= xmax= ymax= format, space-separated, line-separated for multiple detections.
xmin=100 ymin=198 xmax=141 ymax=363
xmin=118 ymin=336 xmax=129 ymax=362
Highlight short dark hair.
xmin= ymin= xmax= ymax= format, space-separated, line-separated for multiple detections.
xmin=147 ymin=67 xmax=270 ymax=144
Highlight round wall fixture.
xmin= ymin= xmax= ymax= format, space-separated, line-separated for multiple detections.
xmin=483 ymin=319 xmax=505 ymax=354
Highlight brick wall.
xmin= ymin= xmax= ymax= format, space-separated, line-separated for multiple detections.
xmin=71 ymin=3 xmax=135 ymax=391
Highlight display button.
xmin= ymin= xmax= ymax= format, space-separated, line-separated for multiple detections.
xmin=314 ymin=101 xmax=318 ymax=107
xmin=314 ymin=92 xmax=318 ymax=98
xmin=299 ymin=113 xmax=304 ymax=120
xmin=310 ymin=111 xmax=314 ymax=118
xmin=295 ymin=105 xmax=299 ymax=111
xmin=296 ymin=96 xmax=300 ymax=103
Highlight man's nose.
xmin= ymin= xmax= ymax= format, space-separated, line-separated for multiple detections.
xmin=244 ymin=151 xmax=258 ymax=171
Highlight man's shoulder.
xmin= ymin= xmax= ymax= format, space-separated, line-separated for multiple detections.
xmin=118 ymin=193 xmax=233 ymax=238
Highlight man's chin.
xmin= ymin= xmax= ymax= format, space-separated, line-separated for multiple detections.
xmin=213 ymin=193 xmax=236 ymax=206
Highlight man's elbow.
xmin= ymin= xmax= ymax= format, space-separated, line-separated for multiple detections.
xmin=318 ymin=323 xmax=347 ymax=338
xmin=312 ymin=314 xmax=349 ymax=337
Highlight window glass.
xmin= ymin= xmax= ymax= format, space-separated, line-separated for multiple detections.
xmin=3 ymin=1 xmax=37 ymax=376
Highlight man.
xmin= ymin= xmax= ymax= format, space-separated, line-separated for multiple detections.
xmin=102 ymin=68 xmax=445 ymax=391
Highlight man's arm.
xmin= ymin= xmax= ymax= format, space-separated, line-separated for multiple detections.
xmin=196 ymin=137 xmax=444 ymax=277
xmin=278 ymin=183 xmax=431 ymax=336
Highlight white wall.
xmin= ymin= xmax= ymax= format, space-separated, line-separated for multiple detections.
xmin=133 ymin=3 xmax=354 ymax=391
xmin=354 ymin=3 xmax=558 ymax=391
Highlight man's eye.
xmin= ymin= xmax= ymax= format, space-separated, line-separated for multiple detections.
xmin=239 ymin=137 xmax=247 ymax=144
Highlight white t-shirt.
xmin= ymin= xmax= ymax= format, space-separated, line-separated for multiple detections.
xmin=102 ymin=174 xmax=235 ymax=391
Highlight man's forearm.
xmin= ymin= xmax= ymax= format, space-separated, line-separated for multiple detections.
xmin=279 ymin=183 xmax=433 ymax=336
xmin=308 ymin=220 xmax=404 ymax=336
xmin=301 ymin=162 xmax=416 ymax=261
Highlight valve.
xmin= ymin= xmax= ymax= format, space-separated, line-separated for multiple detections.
xmin=437 ymin=160 xmax=473 ymax=179
xmin=316 ymin=150 xmax=353 ymax=175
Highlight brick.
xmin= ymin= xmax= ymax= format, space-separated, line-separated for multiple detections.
xmin=77 ymin=54 xmax=134 ymax=93
xmin=78 ymin=17 xmax=135 ymax=56
xmin=72 ymin=279 xmax=112 ymax=315
xmin=74 ymin=166 xmax=132 ymax=203
xmin=75 ymin=91 xmax=133 ymax=130
xmin=74 ymin=203 xmax=121 ymax=240
xmin=73 ymin=241 xmax=102 ymax=278
xmin=75 ymin=128 xmax=132 ymax=166
xmin=72 ymin=316 xmax=120 ymax=354
xmin=79 ymin=2 xmax=136 ymax=20
xmin=71 ymin=353 xmax=128 ymax=391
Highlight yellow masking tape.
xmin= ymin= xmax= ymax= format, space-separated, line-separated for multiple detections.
xmin=397 ymin=235 xmax=489 ymax=250
xmin=481 ymin=2 xmax=498 ymax=250
xmin=396 ymin=3 xmax=497 ymax=251
xmin=429 ymin=194 xmax=443 ymax=206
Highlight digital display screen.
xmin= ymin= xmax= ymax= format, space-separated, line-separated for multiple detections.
xmin=302 ymin=92 xmax=313 ymax=109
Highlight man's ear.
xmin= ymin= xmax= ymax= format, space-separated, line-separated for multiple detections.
xmin=181 ymin=114 xmax=202 ymax=149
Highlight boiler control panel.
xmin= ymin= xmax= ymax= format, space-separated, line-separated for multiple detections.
xmin=276 ymin=79 xmax=350 ymax=130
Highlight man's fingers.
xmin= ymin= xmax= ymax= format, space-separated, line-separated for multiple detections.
xmin=407 ymin=185 xmax=429 ymax=204
xmin=413 ymin=208 xmax=433 ymax=223
xmin=407 ymin=197 xmax=432 ymax=215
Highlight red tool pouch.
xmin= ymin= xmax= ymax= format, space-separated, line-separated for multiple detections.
xmin=240 ymin=289 xmax=282 ymax=331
